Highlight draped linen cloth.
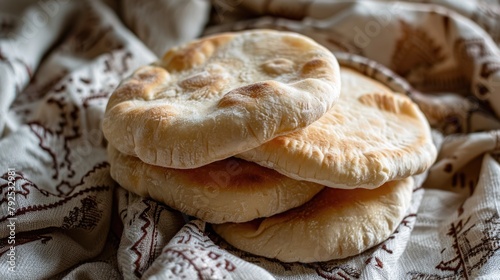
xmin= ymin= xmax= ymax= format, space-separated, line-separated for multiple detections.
xmin=1 ymin=0 xmax=500 ymax=279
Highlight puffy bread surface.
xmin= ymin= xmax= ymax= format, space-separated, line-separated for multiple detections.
xmin=238 ymin=67 xmax=436 ymax=189
xmin=213 ymin=177 xmax=414 ymax=263
xmin=107 ymin=145 xmax=324 ymax=224
xmin=102 ymin=29 xmax=341 ymax=168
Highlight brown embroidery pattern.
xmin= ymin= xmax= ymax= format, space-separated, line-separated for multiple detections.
xmin=363 ymin=213 xmax=418 ymax=271
xmin=0 ymin=162 xmax=110 ymax=223
xmin=161 ymin=246 xmax=237 ymax=279
xmin=448 ymin=156 xmax=482 ymax=195
xmin=102 ymin=49 xmax=134 ymax=76
xmin=174 ymin=221 xmax=218 ymax=248
xmin=15 ymin=71 xmax=70 ymax=107
xmin=129 ymin=199 xmax=169 ymax=278
xmin=150 ymin=221 xmax=237 ymax=279
xmin=22 ymin=49 xmax=134 ymax=184
xmin=314 ymin=262 xmax=361 ymax=279
xmin=0 ymin=227 xmax=56 ymax=256
xmin=60 ymin=4 xmax=123 ymax=55
xmin=61 ymin=196 xmax=102 ymax=230
xmin=408 ymin=213 xmax=500 ymax=279
xmin=0 ymin=184 xmax=109 ymax=223
xmin=0 ymin=171 xmax=59 ymax=204
xmin=391 ymin=19 xmax=446 ymax=86
xmin=454 ymin=37 xmax=500 ymax=108
xmin=1 ymin=162 xmax=109 ymax=199
xmin=28 ymin=119 xmax=79 ymax=181
xmin=470 ymin=0 xmax=500 ymax=43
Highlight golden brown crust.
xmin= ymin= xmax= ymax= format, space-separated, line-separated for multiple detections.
xmin=213 ymin=177 xmax=414 ymax=262
xmin=107 ymin=145 xmax=324 ymax=224
xmin=161 ymin=34 xmax=233 ymax=72
xmin=102 ymin=30 xmax=341 ymax=168
xmin=238 ymin=67 xmax=437 ymax=189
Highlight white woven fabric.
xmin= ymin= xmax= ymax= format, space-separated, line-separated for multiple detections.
xmin=1 ymin=1 xmax=500 ymax=279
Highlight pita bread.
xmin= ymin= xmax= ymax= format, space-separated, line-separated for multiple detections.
xmin=213 ymin=177 xmax=414 ymax=263
xmin=107 ymin=145 xmax=324 ymax=224
xmin=238 ymin=68 xmax=436 ymax=189
xmin=102 ymin=29 xmax=341 ymax=169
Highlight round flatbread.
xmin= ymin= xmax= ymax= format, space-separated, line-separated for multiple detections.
xmin=103 ymin=29 xmax=341 ymax=168
xmin=213 ymin=177 xmax=414 ymax=263
xmin=107 ymin=145 xmax=324 ymax=224
xmin=238 ymin=67 xmax=436 ymax=189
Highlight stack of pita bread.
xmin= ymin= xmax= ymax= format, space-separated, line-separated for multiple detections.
xmin=102 ymin=30 xmax=437 ymax=263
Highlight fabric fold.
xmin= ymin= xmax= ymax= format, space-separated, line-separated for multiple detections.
xmin=1 ymin=0 xmax=500 ymax=279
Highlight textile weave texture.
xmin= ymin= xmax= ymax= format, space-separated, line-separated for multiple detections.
xmin=1 ymin=0 xmax=500 ymax=279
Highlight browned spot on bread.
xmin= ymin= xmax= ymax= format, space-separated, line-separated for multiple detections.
xmin=282 ymin=35 xmax=315 ymax=51
xmin=217 ymin=82 xmax=279 ymax=108
xmin=270 ymin=136 xmax=289 ymax=147
xmin=106 ymin=82 xmax=147 ymax=109
xmin=176 ymin=160 xmax=228 ymax=187
xmin=244 ymin=82 xmax=278 ymax=98
xmin=145 ymin=104 xmax=178 ymax=120
xmin=300 ymin=58 xmax=333 ymax=79
xmin=179 ymin=72 xmax=228 ymax=93
xmin=136 ymin=71 xmax=159 ymax=83
xmin=175 ymin=158 xmax=272 ymax=190
xmin=179 ymin=72 xmax=211 ymax=89
xmin=232 ymin=173 xmax=266 ymax=185
xmin=357 ymin=92 xmax=416 ymax=117
xmin=107 ymin=66 xmax=170 ymax=109
xmin=162 ymin=35 xmax=233 ymax=72
xmin=262 ymin=58 xmax=295 ymax=75
xmin=162 ymin=42 xmax=213 ymax=72
xmin=217 ymin=95 xmax=245 ymax=108
xmin=133 ymin=66 xmax=169 ymax=85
